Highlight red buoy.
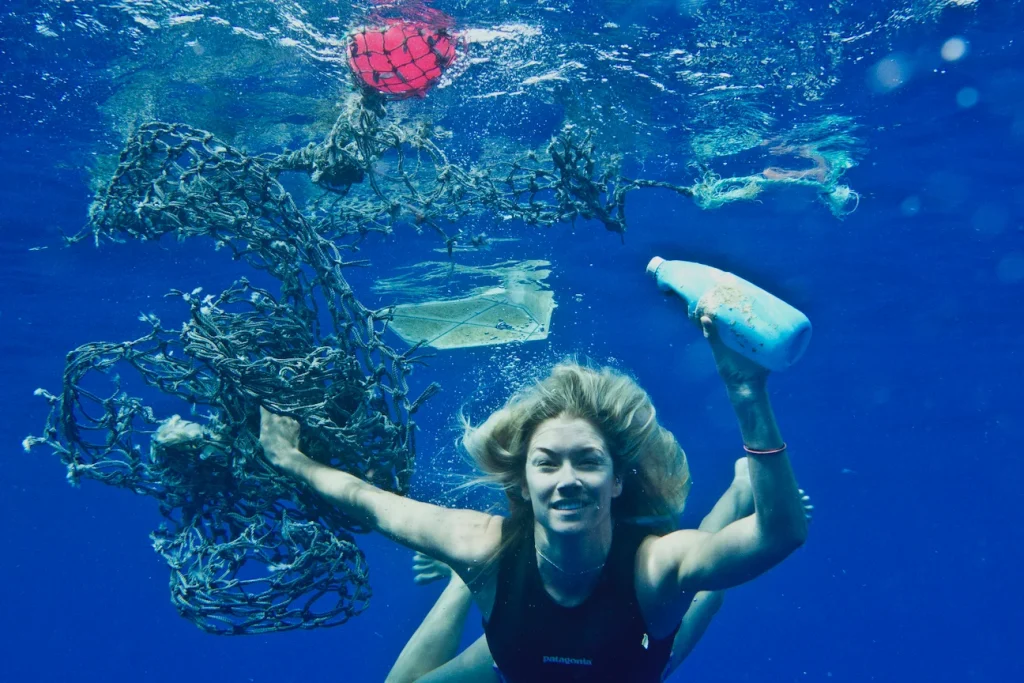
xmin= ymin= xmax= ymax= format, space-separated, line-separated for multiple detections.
xmin=348 ymin=19 xmax=458 ymax=99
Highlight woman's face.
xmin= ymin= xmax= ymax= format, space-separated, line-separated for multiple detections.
xmin=522 ymin=415 xmax=622 ymax=535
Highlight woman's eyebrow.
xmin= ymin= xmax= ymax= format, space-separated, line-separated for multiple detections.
xmin=531 ymin=445 xmax=606 ymax=455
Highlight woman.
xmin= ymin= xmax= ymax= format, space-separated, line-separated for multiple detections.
xmin=386 ymin=453 xmax=814 ymax=682
xmin=259 ymin=315 xmax=808 ymax=682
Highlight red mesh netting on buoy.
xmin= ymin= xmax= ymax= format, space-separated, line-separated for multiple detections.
xmin=348 ymin=14 xmax=458 ymax=99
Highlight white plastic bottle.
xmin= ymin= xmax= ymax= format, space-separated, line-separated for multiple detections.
xmin=646 ymin=257 xmax=812 ymax=372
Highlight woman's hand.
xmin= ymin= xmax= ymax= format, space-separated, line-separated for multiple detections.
xmin=259 ymin=407 xmax=312 ymax=473
xmin=412 ymin=552 xmax=462 ymax=587
xmin=699 ymin=314 xmax=770 ymax=397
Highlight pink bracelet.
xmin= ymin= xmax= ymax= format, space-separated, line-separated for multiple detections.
xmin=743 ymin=443 xmax=787 ymax=455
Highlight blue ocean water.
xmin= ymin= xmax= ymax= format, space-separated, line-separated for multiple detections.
xmin=1 ymin=1 xmax=1022 ymax=681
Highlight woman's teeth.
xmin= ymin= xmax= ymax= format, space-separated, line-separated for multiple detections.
xmin=552 ymin=500 xmax=585 ymax=510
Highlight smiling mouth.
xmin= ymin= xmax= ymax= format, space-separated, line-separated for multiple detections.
xmin=551 ymin=500 xmax=588 ymax=511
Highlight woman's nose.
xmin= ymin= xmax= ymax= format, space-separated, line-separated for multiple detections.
xmin=555 ymin=465 xmax=582 ymax=490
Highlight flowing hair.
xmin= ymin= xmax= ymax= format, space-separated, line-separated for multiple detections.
xmin=461 ymin=361 xmax=691 ymax=565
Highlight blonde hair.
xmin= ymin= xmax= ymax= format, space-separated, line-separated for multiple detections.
xmin=462 ymin=362 xmax=691 ymax=559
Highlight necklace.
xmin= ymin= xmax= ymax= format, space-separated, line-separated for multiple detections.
xmin=535 ymin=546 xmax=606 ymax=576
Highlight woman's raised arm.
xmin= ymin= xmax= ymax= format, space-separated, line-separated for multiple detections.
xmin=639 ymin=317 xmax=808 ymax=603
xmin=260 ymin=408 xmax=502 ymax=580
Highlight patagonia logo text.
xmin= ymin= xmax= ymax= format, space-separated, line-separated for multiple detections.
xmin=543 ymin=656 xmax=593 ymax=666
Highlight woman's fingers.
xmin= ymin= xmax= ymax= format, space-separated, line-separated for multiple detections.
xmin=259 ymin=407 xmax=273 ymax=439
xmin=259 ymin=407 xmax=301 ymax=451
xmin=798 ymin=488 xmax=814 ymax=522
xmin=411 ymin=551 xmax=453 ymax=584
xmin=413 ymin=572 xmax=444 ymax=585
xmin=413 ymin=558 xmax=436 ymax=571
xmin=699 ymin=314 xmax=714 ymax=340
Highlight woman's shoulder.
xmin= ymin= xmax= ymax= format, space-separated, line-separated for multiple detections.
xmin=617 ymin=520 xmax=671 ymax=549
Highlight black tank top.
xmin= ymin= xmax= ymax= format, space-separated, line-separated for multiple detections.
xmin=484 ymin=522 xmax=679 ymax=682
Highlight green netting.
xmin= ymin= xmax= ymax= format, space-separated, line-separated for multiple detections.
xmin=26 ymin=90 xmax=856 ymax=635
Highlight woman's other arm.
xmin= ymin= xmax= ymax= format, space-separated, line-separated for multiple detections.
xmin=661 ymin=458 xmax=755 ymax=674
xmin=386 ymin=571 xmax=475 ymax=683
xmin=416 ymin=638 xmax=499 ymax=683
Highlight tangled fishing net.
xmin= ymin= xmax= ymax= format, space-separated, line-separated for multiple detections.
xmin=25 ymin=116 xmax=443 ymax=632
xmin=25 ymin=4 xmax=859 ymax=636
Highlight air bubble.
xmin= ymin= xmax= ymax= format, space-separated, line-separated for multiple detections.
xmin=956 ymin=87 xmax=979 ymax=108
xmin=941 ymin=37 xmax=967 ymax=62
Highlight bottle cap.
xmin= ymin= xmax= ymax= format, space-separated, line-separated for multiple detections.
xmin=645 ymin=256 xmax=665 ymax=278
